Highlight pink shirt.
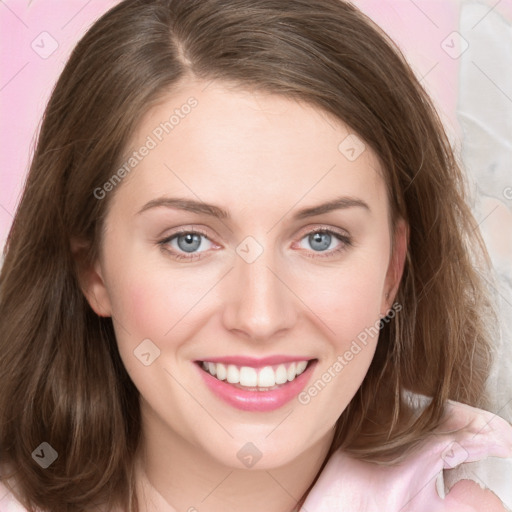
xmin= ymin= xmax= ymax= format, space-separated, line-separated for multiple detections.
xmin=2 ymin=400 xmax=512 ymax=511
xmin=302 ymin=400 xmax=512 ymax=511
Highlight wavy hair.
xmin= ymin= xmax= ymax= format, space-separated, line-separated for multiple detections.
xmin=0 ymin=0 xmax=495 ymax=510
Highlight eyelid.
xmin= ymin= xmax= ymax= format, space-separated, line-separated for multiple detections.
xmin=158 ymin=226 xmax=218 ymax=245
xmin=158 ymin=224 xmax=352 ymax=261
xmin=295 ymin=224 xmax=350 ymax=240
xmin=292 ymin=225 xmax=353 ymax=258
xmin=158 ymin=227 xmax=219 ymax=260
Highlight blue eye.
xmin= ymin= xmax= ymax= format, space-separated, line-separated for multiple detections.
xmin=308 ymin=232 xmax=333 ymax=251
xmin=159 ymin=230 xmax=213 ymax=260
xmin=159 ymin=227 xmax=352 ymax=262
xmin=175 ymin=233 xmax=203 ymax=253
xmin=297 ymin=229 xmax=352 ymax=258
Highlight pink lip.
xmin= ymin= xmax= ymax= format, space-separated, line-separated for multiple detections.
xmin=197 ymin=355 xmax=311 ymax=368
xmin=195 ymin=359 xmax=317 ymax=412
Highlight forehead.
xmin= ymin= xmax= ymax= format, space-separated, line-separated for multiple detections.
xmin=113 ymin=79 xmax=387 ymax=220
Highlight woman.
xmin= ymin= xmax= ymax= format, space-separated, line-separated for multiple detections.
xmin=0 ymin=1 xmax=511 ymax=510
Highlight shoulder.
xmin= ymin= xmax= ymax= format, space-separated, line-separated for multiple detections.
xmin=447 ymin=480 xmax=507 ymax=511
xmin=0 ymin=479 xmax=30 ymax=512
xmin=434 ymin=400 xmax=512 ymax=510
xmin=0 ymin=463 xmax=39 ymax=512
xmin=303 ymin=399 xmax=512 ymax=512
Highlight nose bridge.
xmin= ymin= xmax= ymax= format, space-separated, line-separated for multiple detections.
xmin=222 ymin=237 xmax=296 ymax=339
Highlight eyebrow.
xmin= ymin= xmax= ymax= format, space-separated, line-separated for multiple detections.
xmin=137 ymin=195 xmax=370 ymax=220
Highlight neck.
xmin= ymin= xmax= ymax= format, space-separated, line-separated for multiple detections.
xmin=135 ymin=401 xmax=334 ymax=512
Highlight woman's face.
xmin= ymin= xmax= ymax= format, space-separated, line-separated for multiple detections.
xmin=83 ymin=79 xmax=407 ymax=469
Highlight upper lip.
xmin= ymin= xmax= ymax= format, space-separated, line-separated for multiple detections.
xmin=196 ymin=355 xmax=315 ymax=368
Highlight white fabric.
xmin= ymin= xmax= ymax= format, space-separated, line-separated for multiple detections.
xmin=457 ymin=1 xmax=512 ymax=423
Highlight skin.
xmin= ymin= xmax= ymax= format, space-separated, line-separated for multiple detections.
xmin=448 ymin=480 xmax=506 ymax=511
xmin=80 ymin=78 xmax=408 ymax=512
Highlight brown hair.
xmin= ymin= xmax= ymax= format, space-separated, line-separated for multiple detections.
xmin=0 ymin=0 xmax=496 ymax=510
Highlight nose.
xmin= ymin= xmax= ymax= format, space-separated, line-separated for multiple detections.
xmin=221 ymin=242 xmax=298 ymax=341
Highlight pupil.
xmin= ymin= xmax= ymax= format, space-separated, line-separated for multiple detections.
xmin=178 ymin=233 xmax=201 ymax=253
xmin=310 ymin=232 xmax=331 ymax=251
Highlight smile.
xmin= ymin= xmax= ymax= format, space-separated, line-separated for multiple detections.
xmin=200 ymin=360 xmax=309 ymax=389
xmin=195 ymin=357 xmax=317 ymax=411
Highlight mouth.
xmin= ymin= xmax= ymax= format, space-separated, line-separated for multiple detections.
xmin=194 ymin=358 xmax=318 ymax=411
xmin=197 ymin=360 xmax=312 ymax=391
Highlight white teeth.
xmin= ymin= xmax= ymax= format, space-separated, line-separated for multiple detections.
xmin=226 ymin=365 xmax=239 ymax=384
xmin=287 ymin=362 xmax=296 ymax=381
xmin=240 ymin=366 xmax=258 ymax=387
xmin=275 ymin=364 xmax=288 ymax=385
xmin=200 ymin=360 xmax=310 ymax=387
xmin=296 ymin=361 xmax=308 ymax=375
xmin=258 ymin=366 xmax=276 ymax=387
xmin=216 ymin=363 xmax=227 ymax=381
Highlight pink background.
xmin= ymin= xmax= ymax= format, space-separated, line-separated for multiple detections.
xmin=1 ymin=1 xmax=512 ymax=416
xmin=1 ymin=0 xmax=511 ymax=248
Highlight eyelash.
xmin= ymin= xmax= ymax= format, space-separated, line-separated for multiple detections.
xmin=158 ymin=228 xmax=214 ymax=261
xmin=299 ymin=228 xmax=353 ymax=259
xmin=158 ymin=227 xmax=353 ymax=261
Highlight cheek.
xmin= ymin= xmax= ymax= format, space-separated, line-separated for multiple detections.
xmin=110 ymin=270 xmax=198 ymax=341
xmin=294 ymin=254 xmax=388 ymax=347
xmin=296 ymin=263 xmax=385 ymax=418
xmin=105 ymin=269 xmax=203 ymax=396
xmin=105 ymin=260 xmax=225 ymax=375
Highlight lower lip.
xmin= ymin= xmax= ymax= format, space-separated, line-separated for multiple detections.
xmin=195 ymin=361 xmax=317 ymax=412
